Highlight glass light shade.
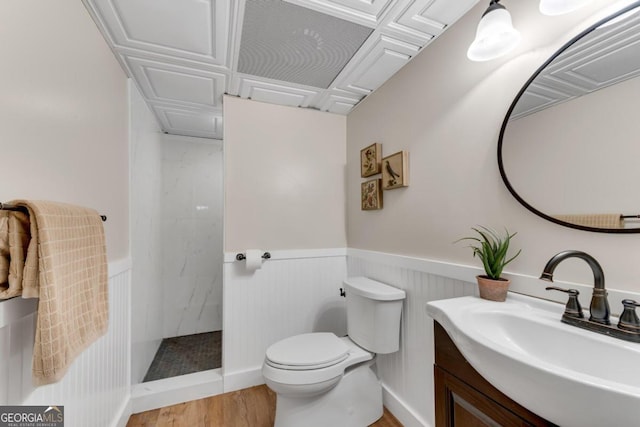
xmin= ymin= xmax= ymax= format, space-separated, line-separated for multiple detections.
xmin=467 ymin=7 xmax=521 ymax=62
xmin=539 ymin=0 xmax=593 ymax=16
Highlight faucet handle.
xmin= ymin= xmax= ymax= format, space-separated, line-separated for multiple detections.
xmin=545 ymin=286 xmax=584 ymax=319
xmin=618 ymin=300 xmax=640 ymax=332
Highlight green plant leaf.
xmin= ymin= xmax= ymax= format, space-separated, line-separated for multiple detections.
xmin=455 ymin=226 xmax=521 ymax=280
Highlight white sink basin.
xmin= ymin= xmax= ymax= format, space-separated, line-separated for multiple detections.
xmin=426 ymin=293 xmax=640 ymax=427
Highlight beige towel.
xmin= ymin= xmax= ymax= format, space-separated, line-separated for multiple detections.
xmin=0 ymin=210 xmax=30 ymax=299
xmin=11 ymin=200 xmax=108 ymax=385
xmin=553 ymin=213 xmax=623 ymax=229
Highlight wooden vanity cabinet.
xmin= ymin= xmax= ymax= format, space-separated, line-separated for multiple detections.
xmin=434 ymin=322 xmax=557 ymax=427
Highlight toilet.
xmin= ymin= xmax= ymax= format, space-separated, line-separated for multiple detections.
xmin=262 ymin=276 xmax=406 ymax=427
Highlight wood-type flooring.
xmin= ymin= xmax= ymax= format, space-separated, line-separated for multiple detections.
xmin=127 ymin=384 xmax=403 ymax=427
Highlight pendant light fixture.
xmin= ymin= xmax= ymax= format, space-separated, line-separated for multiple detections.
xmin=539 ymin=0 xmax=593 ymax=16
xmin=467 ymin=0 xmax=521 ymax=62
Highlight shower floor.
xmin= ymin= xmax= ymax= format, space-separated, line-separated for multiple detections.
xmin=143 ymin=331 xmax=222 ymax=382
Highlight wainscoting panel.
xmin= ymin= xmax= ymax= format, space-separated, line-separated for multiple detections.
xmin=347 ymin=252 xmax=476 ymax=427
xmin=223 ymin=250 xmax=347 ymax=392
xmin=0 ymin=264 xmax=131 ymax=427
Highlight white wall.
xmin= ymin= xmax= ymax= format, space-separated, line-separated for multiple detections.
xmin=347 ymin=0 xmax=640 ymax=292
xmin=162 ymin=136 xmax=224 ymax=337
xmin=222 ymin=97 xmax=349 ymax=391
xmin=224 ymin=96 xmax=347 ymax=252
xmin=345 ymin=1 xmax=640 ymax=425
xmin=0 ymin=1 xmax=130 ymax=425
xmin=0 ymin=0 xmax=129 ymax=261
xmin=130 ymin=82 xmax=165 ymax=383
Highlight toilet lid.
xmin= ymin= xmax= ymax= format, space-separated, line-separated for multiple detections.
xmin=266 ymin=333 xmax=349 ymax=369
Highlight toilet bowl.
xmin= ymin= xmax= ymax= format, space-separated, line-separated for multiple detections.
xmin=263 ymin=333 xmax=373 ymax=397
xmin=262 ymin=277 xmax=406 ymax=427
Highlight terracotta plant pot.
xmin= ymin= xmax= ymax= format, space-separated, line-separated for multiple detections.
xmin=476 ymin=275 xmax=510 ymax=302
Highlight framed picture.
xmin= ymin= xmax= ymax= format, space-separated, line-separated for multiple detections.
xmin=382 ymin=151 xmax=409 ymax=190
xmin=360 ymin=143 xmax=382 ymax=177
xmin=361 ymin=179 xmax=383 ymax=210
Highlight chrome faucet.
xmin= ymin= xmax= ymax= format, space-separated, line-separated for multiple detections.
xmin=540 ymin=250 xmax=610 ymax=325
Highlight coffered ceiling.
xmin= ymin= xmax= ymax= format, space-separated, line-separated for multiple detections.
xmin=82 ymin=0 xmax=479 ymax=140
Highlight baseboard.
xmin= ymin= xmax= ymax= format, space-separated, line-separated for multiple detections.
xmin=111 ymin=396 xmax=132 ymax=427
xmin=131 ymin=369 xmax=223 ymax=414
xmin=223 ymin=367 xmax=265 ymax=393
xmin=382 ymin=383 xmax=432 ymax=427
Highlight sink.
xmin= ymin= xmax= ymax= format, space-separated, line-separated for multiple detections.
xmin=426 ymin=293 xmax=640 ymax=427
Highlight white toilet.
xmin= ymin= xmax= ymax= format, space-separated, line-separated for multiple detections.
xmin=262 ymin=276 xmax=406 ymax=427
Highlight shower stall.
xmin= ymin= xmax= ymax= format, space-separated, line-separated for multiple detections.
xmin=130 ymin=86 xmax=223 ymax=384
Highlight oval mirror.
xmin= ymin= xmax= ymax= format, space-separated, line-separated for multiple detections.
xmin=498 ymin=2 xmax=640 ymax=233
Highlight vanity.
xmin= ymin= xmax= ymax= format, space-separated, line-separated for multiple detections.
xmin=426 ymin=293 xmax=640 ymax=427
xmin=433 ymin=321 xmax=554 ymax=427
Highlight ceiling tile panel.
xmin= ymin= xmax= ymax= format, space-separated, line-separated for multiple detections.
xmin=510 ymin=83 xmax=573 ymax=120
xmin=125 ymin=56 xmax=226 ymax=108
xmin=385 ymin=1 xmax=443 ymax=45
xmin=316 ymin=91 xmax=363 ymax=113
xmin=152 ymin=103 xmax=223 ymax=139
xmin=83 ymin=0 xmax=481 ymax=139
xmin=237 ymin=77 xmax=320 ymax=108
xmin=113 ymin=0 xmax=212 ymax=54
xmin=86 ymin=0 xmax=230 ymax=66
xmin=384 ymin=0 xmax=479 ymax=48
xmin=284 ymin=0 xmax=395 ymax=27
xmin=238 ymin=0 xmax=373 ymax=89
xmin=333 ymin=34 xmax=419 ymax=93
xmin=417 ymin=0 xmax=478 ymax=27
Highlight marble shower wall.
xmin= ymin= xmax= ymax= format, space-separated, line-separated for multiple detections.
xmin=162 ymin=136 xmax=224 ymax=338
xmin=130 ymin=82 xmax=165 ymax=383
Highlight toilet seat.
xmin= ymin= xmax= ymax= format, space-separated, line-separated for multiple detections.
xmin=262 ymin=335 xmax=374 ymax=387
xmin=265 ymin=333 xmax=349 ymax=370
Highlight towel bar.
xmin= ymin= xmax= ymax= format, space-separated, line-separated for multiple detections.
xmin=622 ymin=215 xmax=640 ymax=220
xmin=0 ymin=202 xmax=107 ymax=222
xmin=236 ymin=252 xmax=271 ymax=261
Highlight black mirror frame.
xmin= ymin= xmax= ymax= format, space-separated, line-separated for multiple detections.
xmin=497 ymin=1 xmax=640 ymax=234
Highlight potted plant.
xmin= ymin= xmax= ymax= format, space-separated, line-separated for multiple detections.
xmin=456 ymin=226 xmax=521 ymax=302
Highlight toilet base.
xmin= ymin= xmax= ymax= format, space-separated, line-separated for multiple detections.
xmin=273 ymin=361 xmax=383 ymax=427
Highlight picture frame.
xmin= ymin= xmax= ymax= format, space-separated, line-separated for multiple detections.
xmin=361 ymin=179 xmax=383 ymax=210
xmin=381 ymin=150 xmax=409 ymax=190
xmin=360 ymin=143 xmax=382 ymax=177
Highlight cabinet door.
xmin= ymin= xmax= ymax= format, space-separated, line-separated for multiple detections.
xmin=435 ymin=367 xmax=533 ymax=427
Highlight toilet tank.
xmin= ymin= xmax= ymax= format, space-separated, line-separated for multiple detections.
xmin=344 ymin=277 xmax=406 ymax=354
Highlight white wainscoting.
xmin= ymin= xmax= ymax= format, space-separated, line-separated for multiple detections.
xmin=346 ymin=248 xmax=640 ymax=427
xmin=222 ymin=248 xmax=348 ymax=392
xmin=0 ymin=259 xmax=131 ymax=427
xmin=347 ymin=249 xmax=477 ymax=427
